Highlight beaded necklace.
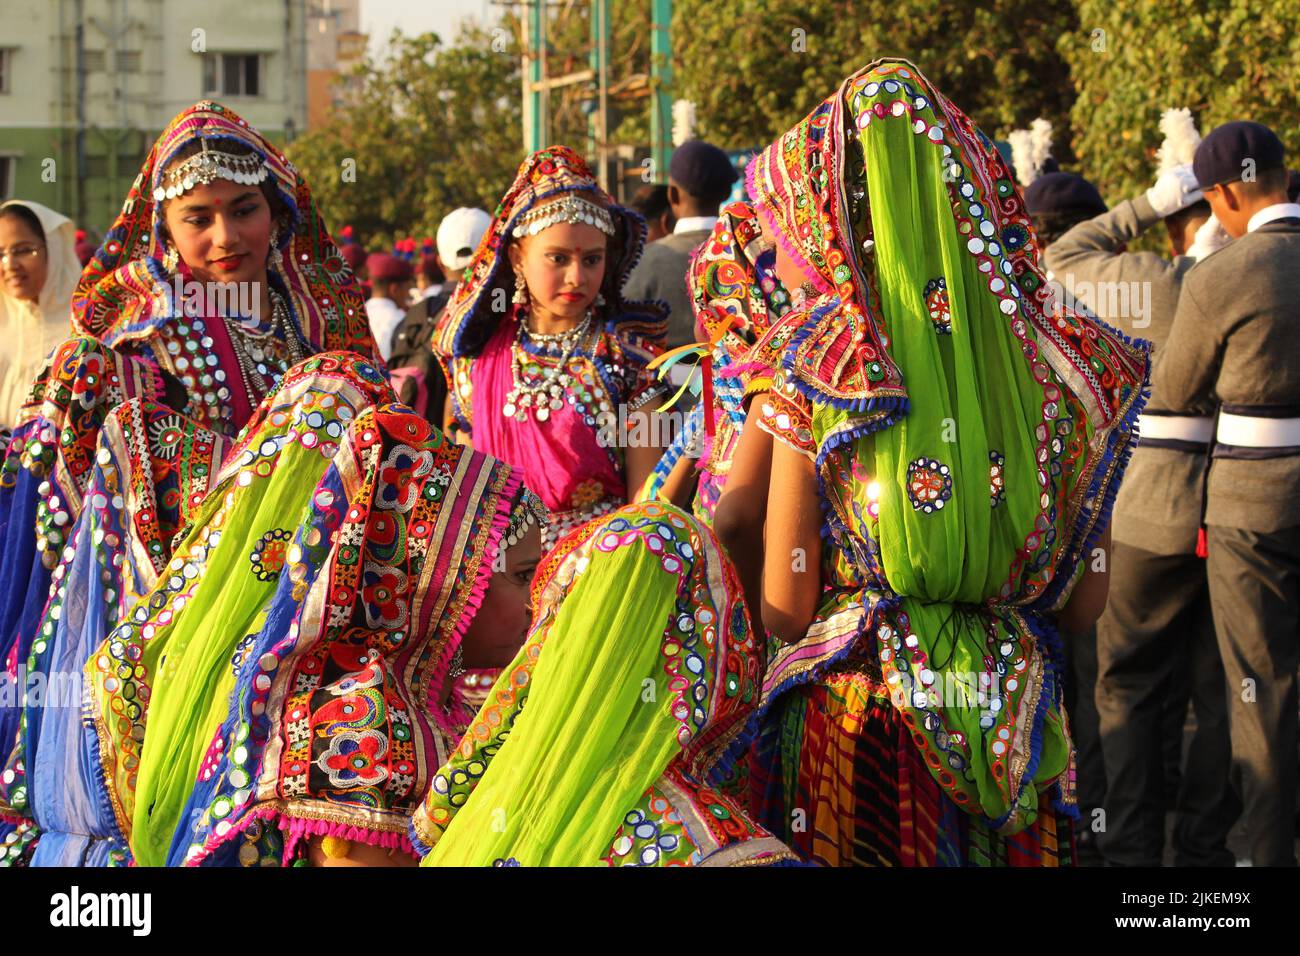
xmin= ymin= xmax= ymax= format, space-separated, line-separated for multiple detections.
xmin=163 ymin=287 xmax=304 ymax=435
xmin=227 ymin=287 xmax=307 ymax=402
xmin=501 ymin=307 xmax=599 ymax=423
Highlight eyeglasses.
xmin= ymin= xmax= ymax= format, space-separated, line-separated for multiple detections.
xmin=0 ymin=243 xmax=45 ymax=266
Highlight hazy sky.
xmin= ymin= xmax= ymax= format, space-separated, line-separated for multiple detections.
xmin=362 ymin=0 xmax=496 ymax=57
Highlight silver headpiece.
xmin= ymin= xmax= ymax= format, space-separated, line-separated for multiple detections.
xmin=504 ymin=488 xmax=548 ymax=550
xmin=153 ymin=138 xmax=270 ymax=202
xmin=511 ymin=194 xmax=616 ymax=239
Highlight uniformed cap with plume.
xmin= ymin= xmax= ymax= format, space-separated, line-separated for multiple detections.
xmin=1009 ymin=118 xmax=1057 ymax=187
xmin=1156 ymin=107 xmax=1202 ymax=175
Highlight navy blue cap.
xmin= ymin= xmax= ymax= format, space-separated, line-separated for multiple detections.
xmin=1193 ymin=121 xmax=1286 ymax=189
xmin=1024 ymin=171 xmax=1107 ymax=219
xmin=669 ymin=139 xmax=739 ymax=201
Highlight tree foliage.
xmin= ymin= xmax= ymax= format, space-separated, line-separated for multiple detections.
xmin=1062 ymin=0 xmax=1300 ymax=204
xmin=291 ymin=1 xmax=1300 ymax=242
xmin=670 ymin=0 xmax=1080 ymax=152
xmin=288 ymin=25 xmax=523 ymax=248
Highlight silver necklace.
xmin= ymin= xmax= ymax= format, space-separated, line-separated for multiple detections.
xmin=502 ymin=310 xmax=594 ymax=423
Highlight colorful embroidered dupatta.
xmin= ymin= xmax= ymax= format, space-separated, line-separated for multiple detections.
xmin=6 ymin=400 xmax=227 ymax=866
xmin=84 ymin=351 xmax=525 ymax=865
xmin=411 ymin=501 xmax=795 ymax=867
xmin=745 ymin=60 xmax=1150 ymax=845
xmin=171 ymin=404 xmax=523 ymax=867
xmin=640 ymin=202 xmax=791 ymax=517
xmin=83 ymin=354 xmax=393 ymax=865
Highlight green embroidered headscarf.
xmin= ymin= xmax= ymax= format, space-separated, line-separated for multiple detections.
xmin=747 ymin=59 xmax=1150 ymax=831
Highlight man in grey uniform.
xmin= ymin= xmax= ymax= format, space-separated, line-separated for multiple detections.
xmin=1047 ymin=161 xmax=1238 ymax=866
xmin=1155 ymin=120 xmax=1300 ymax=866
xmin=623 ymin=139 xmax=739 ymax=351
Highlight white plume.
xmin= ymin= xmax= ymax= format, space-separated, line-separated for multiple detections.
xmin=1009 ymin=128 xmax=1034 ymax=186
xmin=1029 ymin=118 xmax=1055 ymax=178
xmin=1156 ymin=107 xmax=1201 ymax=175
xmin=672 ymin=99 xmax=696 ymax=147
xmin=1009 ymin=117 xmax=1055 ymax=186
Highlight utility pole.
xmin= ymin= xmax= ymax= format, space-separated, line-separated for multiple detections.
xmin=588 ymin=0 xmax=609 ymax=191
xmin=521 ymin=0 xmax=546 ymax=154
xmin=649 ymin=0 xmax=672 ymax=182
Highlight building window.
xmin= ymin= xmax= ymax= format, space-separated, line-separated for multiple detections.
xmin=0 ymin=156 xmax=14 ymax=199
xmin=202 ymin=53 xmax=262 ymax=98
xmin=0 ymin=49 xmax=11 ymax=94
xmin=117 ymin=50 xmax=141 ymax=73
xmin=84 ymin=49 xmax=106 ymax=71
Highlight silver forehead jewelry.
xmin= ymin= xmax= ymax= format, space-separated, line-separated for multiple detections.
xmin=511 ymin=194 xmax=616 ymax=239
xmin=153 ymin=138 xmax=270 ymax=202
xmin=503 ymin=488 xmax=548 ymax=549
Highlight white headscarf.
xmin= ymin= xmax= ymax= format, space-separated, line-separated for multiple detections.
xmin=0 ymin=200 xmax=81 ymax=429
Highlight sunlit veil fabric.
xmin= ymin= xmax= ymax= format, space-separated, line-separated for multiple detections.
xmin=411 ymin=501 xmax=796 ymax=867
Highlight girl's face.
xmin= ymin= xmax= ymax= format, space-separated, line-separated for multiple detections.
xmin=162 ymin=177 xmax=274 ymax=287
xmin=459 ymin=523 xmax=542 ymax=670
xmin=508 ymin=218 xmax=608 ymax=322
xmin=0 ymin=214 xmax=49 ymax=304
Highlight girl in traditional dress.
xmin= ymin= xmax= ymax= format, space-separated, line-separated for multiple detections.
xmin=0 ymin=101 xmax=379 ymax=866
xmin=433 ymin=147 xmax=669 ymax=549
xmin=86 ymin=392 xmax=545 ymax=866
xmin=411 ymin=501 xmax=796 ymax=867
xmin=719 ymin=59 xmax=1150 ymax=865
xmin=0 ymin=201 xmax=80 ymax=433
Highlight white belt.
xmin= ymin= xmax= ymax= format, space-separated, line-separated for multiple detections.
xmin=1217 ymin=412 xmax=1300 ymax=448
xmin=1138 ymin=414 xmax=1214 ymax=443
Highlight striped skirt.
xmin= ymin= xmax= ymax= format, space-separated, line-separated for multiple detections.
xmin=749 ymin=657 xmax=1076 ymax=867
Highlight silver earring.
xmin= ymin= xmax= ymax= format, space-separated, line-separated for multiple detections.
xmin=512 ymin=270 xmax=528 ymax=305
xmin=162 ymin=243 xmax=179 ymax=272
xmin=449 ymin=645 xmax=466 ymax=679
xmin=595 ymin=292 xmax=606 ymax=307
xmin=268 ymin=224 xmax=284 ymax=270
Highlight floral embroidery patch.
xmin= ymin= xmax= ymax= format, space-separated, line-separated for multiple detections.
xmin=906 ymin=457 xmax=953 ymax=513
xmin=250 ymin=528 xmax=293 ymax=581
xmin=989 ymin=450 xmax=1006 ymax=507
xmin=924 ymin=277 xmax=951 ymax=334
xmin=147 ymin=412 xmax=186 ymax=460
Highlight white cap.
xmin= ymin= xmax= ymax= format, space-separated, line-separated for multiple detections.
xmin=436 ymin=207 xmax=492 ymax=272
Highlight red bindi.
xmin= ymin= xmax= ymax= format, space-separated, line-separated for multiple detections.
xmin=213 ymin=198 xmax=222 ymax=206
